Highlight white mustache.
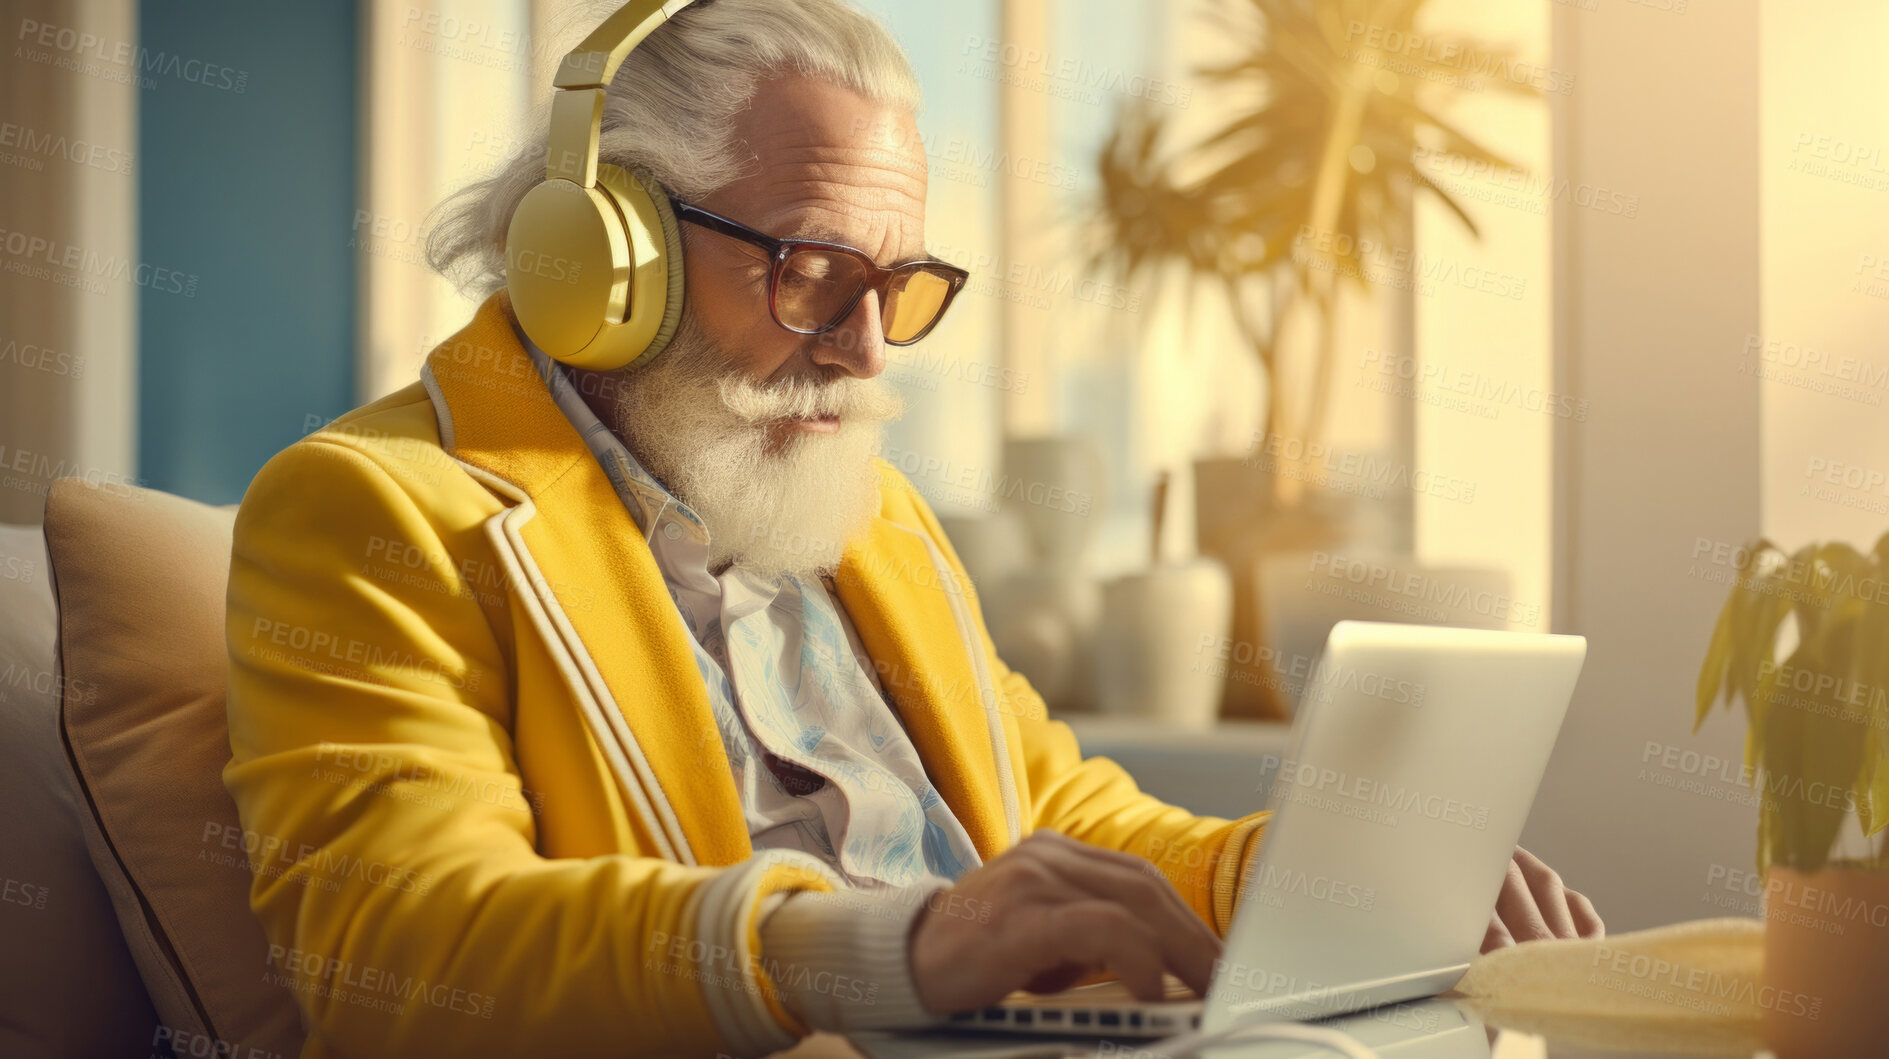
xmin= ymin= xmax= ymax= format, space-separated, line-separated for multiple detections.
xmin=716 ymin=372 xmax=906 ymax=426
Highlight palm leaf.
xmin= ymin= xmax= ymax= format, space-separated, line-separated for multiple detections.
xmin=1851 ymin=592 xmax=1887 ymax=838
xmin=1086 ymin=0 xmax=1541 ymax=445
xmin=1769 ymin=627 xmax=1868 ymax=872
xmin=1695 ymin=589 xmax=1738 ymax=730
xmin=1728 ymin=545 xmax=1791 ymax=717
xmin=1373 ymin=93 xmax=1528 ymax=171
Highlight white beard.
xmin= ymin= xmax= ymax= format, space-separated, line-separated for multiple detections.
xmin=612 ymin=314 xmax=905 ymax=580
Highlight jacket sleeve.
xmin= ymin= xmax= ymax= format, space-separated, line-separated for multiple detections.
xmin=897 ymin=477 xmax=1269 ymax=936
xmin=223 ymin=438 xmax=836 ymax=1058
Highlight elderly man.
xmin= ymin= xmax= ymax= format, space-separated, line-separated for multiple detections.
xmin=223 ymin=0 xmax=1601 ymax=1055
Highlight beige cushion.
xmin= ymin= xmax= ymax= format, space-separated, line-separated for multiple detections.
xmin=43 ymin=480 xmax=303 ymax=1058
xmin=0 ymin=522 xmax=158 ymax=1056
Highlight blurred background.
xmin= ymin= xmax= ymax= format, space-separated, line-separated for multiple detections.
xmin=3 ymin=0 xmax=1886 ymax=935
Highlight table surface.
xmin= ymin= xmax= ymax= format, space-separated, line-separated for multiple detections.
xmin=766 ymin=994 xmax=1773 ymax=1058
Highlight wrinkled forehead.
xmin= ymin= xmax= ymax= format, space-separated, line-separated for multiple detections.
xmin=721 ymin=76 xmax=928 ymax=247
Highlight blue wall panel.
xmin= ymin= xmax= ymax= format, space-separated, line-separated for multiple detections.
xmin=138 ymin=0 xmax=357 ymax=504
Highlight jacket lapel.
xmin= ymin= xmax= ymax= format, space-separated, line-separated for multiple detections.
xmin=835 ymin=499 xmax=1010 ymax=860
xmin=424 ymin=292 xmax=748 ymax=867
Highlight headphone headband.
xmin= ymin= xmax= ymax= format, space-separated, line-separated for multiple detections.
xmin=544 ymin=0 xmax=697 ymax=185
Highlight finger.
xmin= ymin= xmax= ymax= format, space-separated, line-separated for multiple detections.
xmin=1513 ymin=849 xmax=1577 ymax=938
xmin=991 ymin=844 xmax=1084 ymax=907
xmin=1036 ymin=854 xmax=1220 ymax=998
xmin=1024 ymin=834 xmax=1221 ymax=995
xmin=1028 ymin=831 xmax=1219 ymax=936
xmin=1568 ymin=889 xmax=1605 ymax=938
xmin=1031 ymin=831 xmax=1217 ymax=950
xmin=1022 ymin=964 xmax=1090 ymax=996
xmin=1020 ymin=901 xmax=1168 ymax=1000
xmin=1480 ymin=910 xmax=1514 ymax=954
xmin=1493 ymin=857 xmax=1553 ymax=944
xmin=1031 ymin=829 xmax=1202 ymax=896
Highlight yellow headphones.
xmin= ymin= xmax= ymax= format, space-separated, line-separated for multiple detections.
xmin=504 ymin=0 xmax=696 ymax=371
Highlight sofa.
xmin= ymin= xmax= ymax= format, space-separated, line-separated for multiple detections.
xmin=1 ymin=480 xmax=305 ymax=1058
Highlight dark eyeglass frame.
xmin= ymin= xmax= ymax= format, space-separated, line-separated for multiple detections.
xmin=672 ymin=200 xmax=969 ymax=346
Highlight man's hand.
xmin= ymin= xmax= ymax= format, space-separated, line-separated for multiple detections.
xmin=1482 ymin=846 xmax=1603 ymax=953
xmin=907 ymin=830 xmax=1220 ymax=1015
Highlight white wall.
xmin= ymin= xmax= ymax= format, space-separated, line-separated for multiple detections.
xmin=1758 ymin=2 xmax=1889 ymax=548
xmin=1533 ymin=0 xmax=1764 ymax=931
xmin=1412 ymin=0 xmax=1554 ymax=631
xmin=355 ymin=0 xmax=534 ymax=401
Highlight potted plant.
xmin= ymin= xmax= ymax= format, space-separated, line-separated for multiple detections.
xmin=1087 ymin=0 xmax=1537 ymax=716
xmin=1695 ymin=534 xmax=1889 ymax=1057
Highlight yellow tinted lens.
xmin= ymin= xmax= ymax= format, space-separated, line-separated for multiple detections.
xmin=777 ymin=249 xmax=868 ymax=331
xmin=885 ymin=268 xmax=952 ymax=343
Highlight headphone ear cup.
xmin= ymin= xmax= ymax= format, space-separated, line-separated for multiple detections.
xmin=505 ymin=177 xmax=634 ymax=365
xmin=591 ymin=165 xmax=687 ymax=371
xmin=628 ymin=170 xmax=687 ymax=370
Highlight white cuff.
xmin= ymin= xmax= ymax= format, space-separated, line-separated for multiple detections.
xmin=758 ymin=883 xmax=952 ymax=1032
xmin=689 ymin=851 xmax=840 ymax=1056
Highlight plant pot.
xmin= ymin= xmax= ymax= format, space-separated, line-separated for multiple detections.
xmin=1092 ymin=559 xmax=1233 ymax=728
xmin=1760 ymin=862 xmax=1889 ymax=1057
xmin=1192 ymin=455 xmax=1352 ymax=720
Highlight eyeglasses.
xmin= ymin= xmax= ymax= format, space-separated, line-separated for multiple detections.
xmin=673 ymin=200 xmax=969 ymax=346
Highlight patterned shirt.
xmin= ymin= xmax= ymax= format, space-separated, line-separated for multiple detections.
xmin=526 ymin=345 xmax=981 ymax=889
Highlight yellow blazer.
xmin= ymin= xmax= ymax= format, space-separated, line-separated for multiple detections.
xmin=223 ymin=291 xmax=1269 ymax=1058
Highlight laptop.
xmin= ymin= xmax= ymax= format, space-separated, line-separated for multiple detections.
xmin=928 ymin=620 xmax=1587 ymax=1042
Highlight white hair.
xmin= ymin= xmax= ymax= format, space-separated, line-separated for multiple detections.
xmin=427 ymin=0 xmax=923 ymax=295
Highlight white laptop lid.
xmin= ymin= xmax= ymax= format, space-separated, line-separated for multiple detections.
xmin=1204 ymin=621 xmax=1586 ymax=1031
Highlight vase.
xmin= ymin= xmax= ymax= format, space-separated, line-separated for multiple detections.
xmin=934 ymin=509 xmax=1031 ymax=594
xmin=1091 ymin=559 xmax=1234 ymax=729
xmin=1759 ymin=862 xmax=1889 ymax=1057
xmin=1002 ymin=436 xmax=1106 ymax=573
xmin=1192 ymin=455 xmax=1354 ymax=720
xmin=971 ymin=436 xmax=1109 ymax=714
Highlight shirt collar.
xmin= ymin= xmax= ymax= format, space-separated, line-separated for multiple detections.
xmin=521 ymin=338 xmax=708 ymax=541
